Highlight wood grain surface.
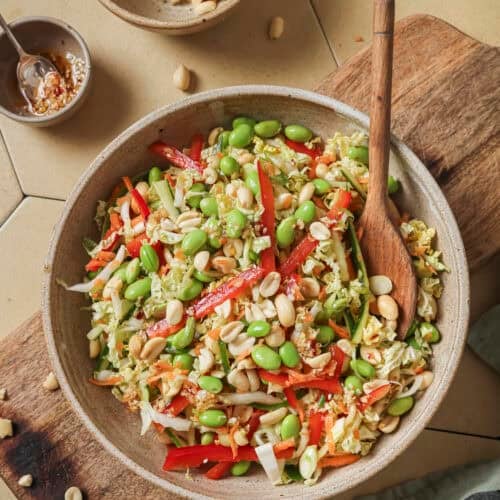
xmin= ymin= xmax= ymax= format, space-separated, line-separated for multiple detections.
xmin=317 ymin=14 xmax=500 ymax=270
xmin=1 ymin=14 xmax=499 ymax=500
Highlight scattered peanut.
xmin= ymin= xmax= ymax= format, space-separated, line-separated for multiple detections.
xmin=315 ymin=162 xmax=329 ymax=178
xmin=214 ymin=299 xmax=232 ymax=319
xmin=194 ymin=0 xmax=216 ymax=16
xmin=89 ymin=339 xmax=101 ymax=359
xmin=377 ymin=294 xmax=399 ymax=320
xmin=173 ymin=64 xmax=191 ymax=91
xmin=275 ymin=293 xmax=296 ymax=327
xmin=140 ymin=337 xmax=166 ymax=362
xmin=223 ymin=239 xmax=243 ymax=258
xmin=199 ymin=348 xmax=215 ymax=374
xmin=310 ymin=221 xmax=330 ymax=241
xmin=43 ymin=372 xmax=59 ymax=391
xmin=259 ymin=271 xmax=281 ymax=298
xmin=18 ymin=474 xmax=33 ymax=488
xmin=360 ymin=346 xmax=382 ymax=366
xmin=378 ymin=415 xmax=400 ymax=433
xmin=237 ymin=152 xmax=255 ymax=166
xmin=269 ymin=16 xmax=285 ymax=40
xmin=0 ymin=418 xmax=13 ymax=439
xmin=166 ymin=299 xmax=184 ymax=325
xmin=65 ymin=486 xmax=83 ymax=500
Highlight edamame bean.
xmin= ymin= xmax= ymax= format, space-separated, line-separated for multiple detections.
xmin=148 ymin=166 xmax=162 ymax=185
xmin=229 ymin=124 xmax=253 ymax=148
xmin=316 ymin=325 xmax=334 ymax=345
xmin=344 ymin=375 xmax=363 ymax=394
xmin=348 ymin=145 xmax=369 ymax=165
xmin=285 ymin=464 xmax=303 ymax=481
xmin=276 ymin=216 xmax=296 ymax=248
xmin=420 ymin=322 xmax=441 ymax=343
xmin=247 ymin=320 xmax=271 ymax=338
xmin=388 ymin=176 xmax=400 ymax=194
xmin=193 ymin=270 xmax=216 ymax=283
xmin=170 ymin=318 xmax=195 ymax=349
xmin=243 ymin=167 xmax=260 ymax=195
xmin=231 ymin=461 xmax=251 ymax=476
xmin=251 ymin=345 xmax=282 ymax=370
xmin=198 ymin=375 xmax=223 ymax=394
xmin=200 ymin=196 xmax=219 ymax=217
xmin=173 ymin=353 xmax=194 ymax=370
xmin=220 ymin=155 xmax=240 ymax=176
xmin=387 ymin=396 xmax=414 ymax=416
xmin=187 ymin=183 xmax=206 ymax=209
xmin=232 ymin=116 xmax=256 ymax=129
xmin=284 ymin=124 xmax=313 ymax=143
xmin=279 ymin=341 xmax=300 ymax=368
xmin=312 ymin=178 xmax=331 ymax=195
xmin=113 ymin=263 xmax=128 ymax=282
xmin=201 ymin=432 xmax=215 ymax=445
xmin=249 ymin=249 xmax=259 ymax=263
xmin=350 ymin=359 xmax=376 ymax=379
xmin=254 ymin=120 xmax=282 ymax=138
xmin=294 ymin=200 xmax=316 ymax=223
xmin=140 ymin=244 xmax=159 ymax=272
xmin=124 ymin=277 xmax=152 ymax=300
xmin=176 ymin=278 xmax=203 ymax=301
xmin=226 ymin=209 xmax=247 ymax=238
xmin=125 ymin=258 xmax=141 ymax=284
xmin=199 ymin=409 xmax=227 ymax=427
xmin=182 ymin=229 xmax=208 ymax=256
xmin=208 ymin=235 xmax=222 ymax=249
xmin=281 ymin=414 xmax=300 ymax=440
xmin=218 ymin=131 xmax=230 ymax=150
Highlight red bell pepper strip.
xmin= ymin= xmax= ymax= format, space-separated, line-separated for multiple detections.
xmin=123 ymin=176 xmax=150 ymax=220
xmin=284 ymin=387 xmax=305 ymax=422
xmin=147 ymin=315 xmax=187 ymax=339
xmin=205 ymin=461 xmax=233 ymax=480
xmin=279 ymin=235 xmax=319 ymax=277
xmin=358 ymin=384 xmax=391 ymax=412
xmin=290 ymin=378 xmax=342 ymax=394
xmin=257 ymin=161 xmax=276 ymax=273
xmin=164 ymin=394 xmax=190 ymax=417
xmin=149 ymin=141 xmax=204 ymax=174
xmin=247 ymin=410 xmax=264 ymax=440
xmin=163 ymin=444 xmax=293 ymax=471
xmin=325 ymin=189 xmax=352 ymax=224
xmin=85 ymin=259 xmax=107 ymax=272
xmin=308 ymin=412 xmax=324 ymax=446
xmin=285 ymin=139 xmax=321 ymax=158
xmin=189 ymin=134 xmax=204 ymax=162
xmin=126 ymin=233 xmax=148 ymax=258
xmin=258 ymin=369 xmax=288 ymax=386
xmin=331 ymin=344 xmax=346 ymax=379
xmin=190 ymin=266 xmax=265 ymax=319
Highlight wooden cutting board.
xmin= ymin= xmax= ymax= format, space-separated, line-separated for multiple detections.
xmin=1 ymin=14 xmax=498 ymax=500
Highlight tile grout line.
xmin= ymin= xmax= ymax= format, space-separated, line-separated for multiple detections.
xmin=309 ymin=0 xmax=341 ymax=67
xmin=425 ymin=426 xmax=500 ymax=441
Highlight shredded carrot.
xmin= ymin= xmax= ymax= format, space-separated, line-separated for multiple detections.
xmin=122 ymin=176 xmax=134 ymax=192
xmin=286 ymin=369 xmax=325 ymax=384
xmin=109 ymin=212 xmax=122 ymax=230
xmin=273 ymin=438 xmax=295 ymax=453
xmin=159 ymin=264 xmax=169 ymax=276
xmin=318 ymin=286 xmax=327 ymax=301
xmin=154 ymin=360 xmax=174 ymax=371
xmin=304 ymin=312 xmax=314 ymax=323
xmin=317 ymin=153 xmax=336 ymax=165
xmin=337 ymin=400 xmax=348 ymax=414
xmin=328 ymin=320 xmax=350 ymax=339
xmin=116 ymin=194 xmax=131 ymax=207
xmin=229 ymin=425 xmax=239 ymax=459
xmin=174 ymin=248 xmax=185 ymax=260
xmin=131 ymin=215 xmax=143 ymax=227
xmin=324 ymin=414 xmax=337 ymax=455
xmin=89 ymin=376 xmax=123 ymax=386
xmin=319 ymin=454 xmax=360 ymax=468
xmin=207 ymin=328 xmax=221 ymax=340
xmin=116 ymin=341 xmax=124 ymax=354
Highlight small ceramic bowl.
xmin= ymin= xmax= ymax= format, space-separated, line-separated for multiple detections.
xmin=0 ymin=16 xmax=91 ymax=127
xmin=98 ymin=0 xmax=240 ymax=35
xmin=43 ymin=86 xmax=469 ymax=499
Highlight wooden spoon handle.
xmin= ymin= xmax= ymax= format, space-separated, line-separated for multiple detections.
xmin=367 ymin=0 xmax=395 ymax=210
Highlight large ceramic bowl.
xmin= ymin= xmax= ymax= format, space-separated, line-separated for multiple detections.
xmin=42 ymin=86 xmax=469 ymax=499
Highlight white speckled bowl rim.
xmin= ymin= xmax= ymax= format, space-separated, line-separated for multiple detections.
xmin=42 ymin=85 xmax=469 ymax=499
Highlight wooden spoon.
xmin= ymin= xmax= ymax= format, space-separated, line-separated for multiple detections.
xmin=358 ymin=0 xmax=417 ymax=338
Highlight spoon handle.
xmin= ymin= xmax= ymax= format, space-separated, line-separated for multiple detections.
xmin=367 ymin=0 xmax=395 ymax=210
xmin=0 ymin=12 xmax=26 ymax=58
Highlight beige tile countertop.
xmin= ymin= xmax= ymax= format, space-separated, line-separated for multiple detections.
xmin=0 ymin=1 xmax=499 ymax=499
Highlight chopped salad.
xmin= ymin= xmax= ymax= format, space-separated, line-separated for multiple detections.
xmin=64 ymin=117 xmax=448 ymax=485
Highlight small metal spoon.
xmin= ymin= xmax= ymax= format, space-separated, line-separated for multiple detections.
xmin=0 ymin=12 xmax=61 ymax=106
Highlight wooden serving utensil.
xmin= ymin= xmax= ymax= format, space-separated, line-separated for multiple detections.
xmin=358 ymin=0 xmax=417 ymax=338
